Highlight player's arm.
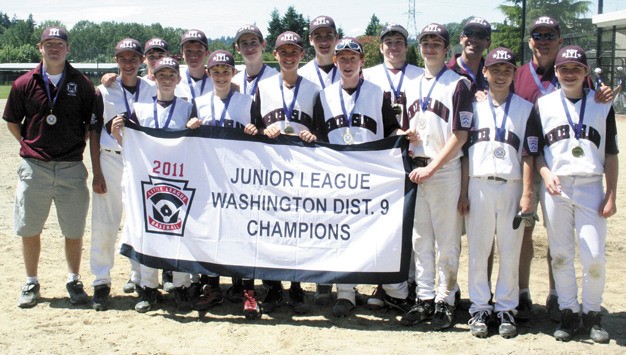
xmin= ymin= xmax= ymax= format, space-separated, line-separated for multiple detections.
xmin=101 ymin=72 xmax=118 ymax=87
xmin=520 ymin=155 xmax=534 ymax=213
xmin=536 ymin=154 xmax=560 ymax=195
xmin=600 ymin=153 xmax=618 ymax=218
xmin=457 ymin=156 xmax=469 ymax=216
xmin=90 ymin=90 xmax=106 ymax=194
xmin=7 ymin=122 xmax=21 ymax=142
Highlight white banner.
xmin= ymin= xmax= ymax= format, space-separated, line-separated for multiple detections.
xmin=120 ymin=122 xmax=416 ymax=284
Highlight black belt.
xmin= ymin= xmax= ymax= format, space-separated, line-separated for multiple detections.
xmin=486 ymin=176 xmax=507 ymax=182
xmin=103 ymin=149 xmax=121 ymax=155
xmin=412 ymin=157 xmax=431 ymax=168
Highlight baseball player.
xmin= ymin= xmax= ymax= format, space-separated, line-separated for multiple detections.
xmin=89 ymin=38 xmax=155 ymax=311
xmin=400 ymin=23 xmax=473 ymax=330
xmin=111 ymin=57 xmax=196 ymax=313
xmin=298 ymin=15 xmax=340 ymax=91
xmin=312 ymin=37 xmax=406 ymax=317
xmin=535 ymin=45 xmax=617 ymax=343
xmin=251 ymin=31 xmax=320 ymax=315
xmin=175 ymin=29 xmax=213 ymax=101
xmin=460 ymin=47 xmax=539 ymax=338
xmin=362 ymin=23 xmax=424 ymax=311
xmin=233 ymin=25 xmax=279 ymax=96
xmin=446 ymin=17 xmax=491 ymax=94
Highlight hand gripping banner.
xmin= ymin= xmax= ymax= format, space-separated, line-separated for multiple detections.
xmin=120 ymin=122 xmax=416 ymax=284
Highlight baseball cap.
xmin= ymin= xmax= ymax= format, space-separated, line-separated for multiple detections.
xmin=154 ymin=57 xmax=180 ymax=74
xmin=555 ymin=45 xmax=588 ymax=69
xmin=235 ymin=24 xmax=264 ymax=43
xmin=380 ymin=24 xmax=409 ymax=40
xmin=529 ymin=16 xmax=561 ymax=35
xmin=463 ymin=17 xmax=492 ymax=38
xmin=207 ymin=50 xmax=235 ymax=69
xmin=115 ymin=38 xmax=143 ymax=57
xmin=275 ymin=31 xmax=303 ymax=50
xmin=310 ymin=15 xmax=336 ymax=34
xmin=334 ymin=37 xmax=363 ymax=54
xmin=144 ymin=38 xmax=169 ymax=54
xmin=418 ymin=23 xmax=449 ymax=46
xmin=484 ymin=47 xmax=516 ymax=68
xmin=40 ymin=27 xmax=68 ymax=43
xmin=181 ymin=29 xmax=208 ymax=49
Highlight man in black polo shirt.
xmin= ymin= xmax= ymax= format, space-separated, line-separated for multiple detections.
xmin=3 ymin=27 xmax=96 ymax=308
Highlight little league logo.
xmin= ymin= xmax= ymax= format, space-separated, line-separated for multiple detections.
xmin=141 ymin=176 xmax=195 ymax=236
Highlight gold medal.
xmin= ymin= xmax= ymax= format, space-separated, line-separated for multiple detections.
xmin=416 ymin=112 xmax=427 ymax=130
xmin=46 ymin=114 xmax=57 ymax=125
xmin=572 ymin=146 xmax=584 ymax=158
xmin=284 ymin=124 xmax=294 ymax=134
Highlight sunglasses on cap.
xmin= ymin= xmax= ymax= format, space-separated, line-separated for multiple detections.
xmin=335 ymin=41 xmax=362 ymax=53
xmin=462 ymin=29 xmax=489 ymax=40
xmin=531 ymin=32 xmax=557 ymax=41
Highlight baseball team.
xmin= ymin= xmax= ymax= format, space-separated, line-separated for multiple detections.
xmin=3 ymin=13 xmax=617 ymax=343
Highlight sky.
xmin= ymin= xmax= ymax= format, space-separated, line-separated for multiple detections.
xmin=6 ymin=0 xmax=624 ymax=39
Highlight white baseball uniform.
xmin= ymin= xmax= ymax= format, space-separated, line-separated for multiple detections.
xmin=536 ymin=88 xmax=618 ymax=314
xmin=405 ymin=69 xmax=473 ymax=305
xmin=465 ymin=93 xmax=539 ymax=314
xmin=233 ymin=64 xmax=278 ymax=96
xmin=175 ymin=67 xmax=213 ymax=101
xmin=91 ymin=77 xmax=155 ymax=288
xmin=298 ymin=60 xmax=340 ymax=91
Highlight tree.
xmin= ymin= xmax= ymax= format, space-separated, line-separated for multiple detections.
xmin=358 ymin=35 xmax=383 ymax=69
xmin=364 ymin=14 xmax=383 ymax=37
xmin=265 ymin=6 xmax=309 ymax=52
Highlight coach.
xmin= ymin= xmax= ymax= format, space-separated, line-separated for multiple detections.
xmin=3 ymin=27 xmax=95 ymax=308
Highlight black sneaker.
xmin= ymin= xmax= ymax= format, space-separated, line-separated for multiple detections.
xmin=546 ymin=294 xmax=561 ymax=323
xmin=400 ymin=298 xmax=435 ymax=326
xmin=367 ymin=285 xmax=386 ymax=310
xmin=174 ymin=286 xmax=193 ymax=312
xmin=515 ymin=292 xmax=532 ymax=322
xmin=468 ymin=310 xmax=490 ymax=338
xmin=407 ymin=280 xmax=417 ymax=303
xmin=17 ymin=282 xmax=40 ymax=308
xmin=261 ymin=285 xmax=283 ymax=314
xmin=289 ymin=286 xmax=309 ymax=314
xmin=195 ymin=284 xmax=224 ymax=311
xmin=226 ymin=283 xmax=244 ymax=303
xmin=384 ymin=295 xmax=413 ymax=313
xmin=66 ymin=279 xmax=89 ymax=305
xmin=432 ymin=301 xmax=455 ymax=330
xmin=314 ymin=284 xmax=333 ymax=306
xmin=554 ymin=308 xmax=580 ymax=342
xmin=122 ymin=279 xmax=137 ymax=294
xmin=91 ymin=284 xmax=111 ymax=311
xmin=497 ymin=310 xmax=517 ymax=338
xmin=162 ymin=271 xmax=175 ymax=293
xmin=582 ymin=311 xmax=609 ymax=344
xmin=135 ymin=286 xmax=159 ymax=313
xmin=332 ymin=298 xmax=355 ymax=317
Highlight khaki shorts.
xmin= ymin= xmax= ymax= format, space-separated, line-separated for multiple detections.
xmin=14 ymin=158 xmax=89 ymax=239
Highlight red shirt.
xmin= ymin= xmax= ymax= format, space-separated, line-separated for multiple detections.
xmin=3 ymin=61 xmax=95 ymax=161
xmin=515 ymin=61 xmax=594 ymax=105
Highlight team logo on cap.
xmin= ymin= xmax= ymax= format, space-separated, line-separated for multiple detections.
xmin=160 ymin=57 xmax=177 ymax=66
xmin=562 ymin=49 xmax=582 ymax=59
xmin=423 ymin=24 xmax=442 ymax=32
xmin=312 ymin=17 xmax=330 ymax=26
xmin=493 ymin=50 xmax=512 ymax=60
xmin=48 ymin=28 xmax=61 ymax=37
xmin=238 ymin=25 xmax=255 ymax=32
xmin=469 ymin=18 xmax=488 ymax=26
xmin=185 ymin=31 xmax=201 ymax=39
xmin=213 ymin=52 xmax=228 ymax=62
xmin=119 ymin=40 xmax=136 ymax=49
xmin=535 ymin=16 xmax=554 ymax=25
xmin=142 ymin=176 xmax=195 ymax=236
xmin=280 ymin=33 xmax=297 ymax=42
xmin=149 ymin=39 xmax=165 ymax=47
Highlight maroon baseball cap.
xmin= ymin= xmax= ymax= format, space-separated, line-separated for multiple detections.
xmin=485 ymin=47 xmax=516 ymax=68
xmin=529 ymin=16 xmax=561 ymax=35
xmin=380 ymin=24 xmax=409 ymax=40
xmin=40 ymin=27 xmax=68 ymax=43
xmin=334 ymin=37 xmax=363 ymax=54
xmin=181 ymin=29 xmax=208 ymax=49
xmin=235 ymin=24 xmax=264 ymax=43
xmin=154 ymin=57 xmax=180 ymax=74
xmin=463 ymin=17 xmax=492 ymax=38
xmin=115 ymin=38 xmax=143 ymax=57
xmin=309 ymin=15 xmax=336 ymax=34
xmin=144 ymin=38 xmax=169 ymax=54
xmin=207 ymin=50 xmax=235 ymax=69
xmin=555 ymin=45 xmax=588 ymax=69
xmin=418 ymin=23 xmax=449 ymax=46
xmin=275 ymin=31 xmax=303 ymax=50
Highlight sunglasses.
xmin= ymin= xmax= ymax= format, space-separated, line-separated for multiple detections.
xmin=335 ymin=41 xmax=362 ymax=53
xmin=531 ymin=32 xmax=557 ymax=41
xmin=462 ymin=30 xmax=489 ymax=40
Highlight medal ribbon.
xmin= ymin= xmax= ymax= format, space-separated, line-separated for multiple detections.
xmin=488 ymin=92 xmax=513 ymax=142
xmin=383 ymin=63 xmax=407 ymax=102
xmin=458 ymin=58 xmax=479 ymax=86
xmin=560 ymin=91 xmax=587 ymax=140
xmin=41 ymin=65 xmax=67 ymax=114
xmin=339 ymin=78 xmax=364 ymax=127
xmin=419 ymin=68 xmax=447 ymax=113
xmin=152 ymin=96 xmax=177 ymax=129
xmin=314 ymin=61 xmax=337 ymax=90
xmin=118 ymin=78 xmax=141 ymax=115
xmin=279 ymin=74 xmax=303 ymax=125
xmin=186 ymin=70 xmax=207 ymax=100
xmin=529 ymin=63 xmax=559 ymax=96
xmin=243 ymin=64 xmax=266 ymax=96
xmin=210 ymin=90 xmax=234 ymax=127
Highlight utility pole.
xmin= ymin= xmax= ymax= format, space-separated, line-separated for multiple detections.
xmin=407 ymin=0 xmax=418 ymax=40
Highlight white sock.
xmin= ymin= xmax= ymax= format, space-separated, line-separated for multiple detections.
xmin=67 ymin=273 xmax=80 ymax=283
xmin=519 ymin=288 xmax=530 ymax=296
xmin=26 ymin=276 xmax=38 ymax=284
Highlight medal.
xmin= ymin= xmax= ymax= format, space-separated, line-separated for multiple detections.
xmin=284 ymin=124 xmax=294 ymax=134
xmin=494 ymin=146 xmax=506 ymax=159
xmin=392 ymin=103 xmax=402 ymax=116
xmin=416 ymin=113 xmax=427 ymax=130
xmin=572 ymin=146 xmax=584 ymax=158
xmin=46 ymin=114 xmax=57 ymax=125
xmin=343 ymin=130 xmax=354 ymax=145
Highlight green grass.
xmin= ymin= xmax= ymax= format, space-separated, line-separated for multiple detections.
xmin=0 ymin=85 xmax=11 ymax=100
